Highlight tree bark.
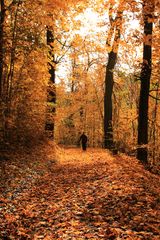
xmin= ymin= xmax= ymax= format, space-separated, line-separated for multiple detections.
xmin=104 ymin=2 xmax=124 ymax=150
xmin=45 ymin=28 xmax=56 ymax=139
xmin=152 ymin=83 xmax=158 ymax=164
xmin=104 ymin=51 xmax=116 ymax=149
xmin=0 ymin=0 xmax=5 ymax=96
xmin=137 ymin=0 xmax=155 ymax=163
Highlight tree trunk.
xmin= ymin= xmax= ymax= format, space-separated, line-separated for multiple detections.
xmin=0 ymin=0 xmax=5 ymax=96
xmin=137 ymin=0 xmax=155 ymax=163
xmin=104 ymin=2 xmax=124 ymax=150
xmin=45 ymin=28 xmax=56 ymax=139
xmin=104 ymin=51 xmax=116 ymax=149
xmin=152 ymin=83 xmax=158 ymax=164
xmin=7 ymin=0 xmax=21 ymax=103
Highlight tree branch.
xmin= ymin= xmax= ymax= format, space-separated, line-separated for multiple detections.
xmin=149 ymin=94 xmax=160 ymax=101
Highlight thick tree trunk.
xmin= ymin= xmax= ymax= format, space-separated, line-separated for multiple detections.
xmin=0 ymin=0 xmax=5 ymax=96
xmin=104 ymin=51 xmax=117 ymax=149
xmin=137 ymin=0 xmax=155 ymax=163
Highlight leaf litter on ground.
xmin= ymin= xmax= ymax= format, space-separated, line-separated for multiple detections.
xmin=0 ymin=142 xmax=160 ymax=239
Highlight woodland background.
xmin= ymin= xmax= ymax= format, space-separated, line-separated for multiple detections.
xmin=0 ymin=0 xmax=160 ymax=169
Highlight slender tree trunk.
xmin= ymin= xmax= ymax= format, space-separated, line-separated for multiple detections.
xmin=137 ymin=0 xmax=155 ymax=163
xmin=152 ymin=83 xmax=159 ymax=164
xmin=7 ymin=0 xmax=21 ymax=103
xmin=45 ymin=28 xmax=56 ymax=139
xmin=0 ymin=0 xmax=5 ymax=96
xmin=104 ymin=2 xmax=124 ymax=150
xmin=104 ymin=51 xmax=116 ymax=149
xmin=0 ymin=1 xmax=5 ymax=142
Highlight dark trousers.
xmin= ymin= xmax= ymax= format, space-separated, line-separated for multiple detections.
xmin=82 ymin=143 xmax=87 ymax=151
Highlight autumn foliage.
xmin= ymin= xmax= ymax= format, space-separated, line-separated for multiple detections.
xmin=0 ymin=2 xmax=160 ymax=238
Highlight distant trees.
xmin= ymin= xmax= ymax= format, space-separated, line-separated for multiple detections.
xmin=55 ymin=33 xmax=105 ymax=146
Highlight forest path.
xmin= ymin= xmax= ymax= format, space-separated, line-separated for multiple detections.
xmin=0 ymin=145 xmax=160 ymax=239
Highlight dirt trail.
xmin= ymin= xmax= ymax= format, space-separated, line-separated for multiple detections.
xmin=0 ymin=146 xmax=160 ymax=239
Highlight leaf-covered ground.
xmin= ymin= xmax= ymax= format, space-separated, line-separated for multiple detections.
xmin=0 ymin=142 xmax=160 ymax=239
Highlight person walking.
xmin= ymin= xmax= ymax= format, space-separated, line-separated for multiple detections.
xmin=79 ymin=132 xmax=88 ymax=151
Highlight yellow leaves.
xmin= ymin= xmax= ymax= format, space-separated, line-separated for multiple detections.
xmin=113 ymin=41 xmax=120 ymax=53
xmin=114 ymin=77 xmax=124 ymax=85
xmin=72 ymin=34 xmax=84 ymax=47
xmin=106 ymin=45 xmax=112 ymax=52
xmin=56 ymin=148 xmax=94 ymax=165
xmin=70 ymin=219 xmax=80 ymax=227
xmin=61 ymin=23 xmax=70 ymax=32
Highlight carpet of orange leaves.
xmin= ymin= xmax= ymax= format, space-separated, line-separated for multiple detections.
xmin=0 ymin=142 xmax=160 ymax=239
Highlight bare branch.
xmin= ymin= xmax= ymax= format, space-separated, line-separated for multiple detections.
xmin=149 ymin=94 xmax=160 ymax=101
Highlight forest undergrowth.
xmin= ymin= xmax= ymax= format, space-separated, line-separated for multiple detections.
xmin=0 ymin=142 xmax=160 ymax=239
